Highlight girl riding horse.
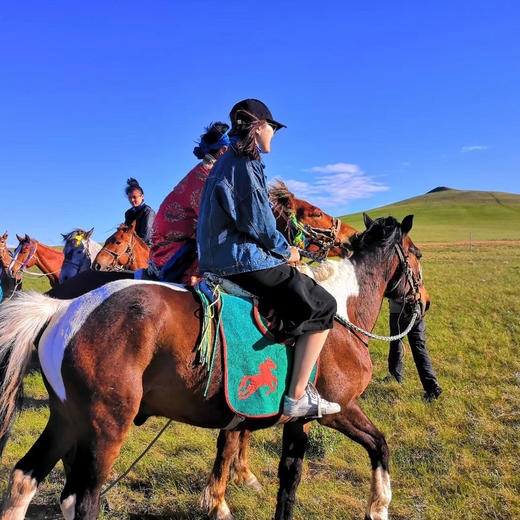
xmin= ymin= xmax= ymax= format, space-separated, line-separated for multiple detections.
xmin=197 ymin=99 xmax=339 ymax=419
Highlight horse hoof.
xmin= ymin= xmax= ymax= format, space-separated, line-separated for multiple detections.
xmin=245 ymin=475 xmax=262 ymax=492
xmin=211 ymin=502 xmax=234 ymax=520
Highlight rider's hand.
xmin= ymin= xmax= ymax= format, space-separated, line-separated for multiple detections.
xmin=287 ymin=246 xmax=300 ymax=263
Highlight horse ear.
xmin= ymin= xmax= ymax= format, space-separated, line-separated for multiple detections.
xmin=16 ymin=234 xmax=23 ymax=242
xmin=61 ymin=233 xmax=67 ymax=239
xmin=401 ymin=215 xmax=414 ymax=235
xmin=363 ymin=213 xmax=375 ymax=229
xmin=2 ymin=231 xmax=7 ymax=239
xmin=130 ymin=221 xmax=136 ymax=232
xmin=86 ymin=228 xmax=94 ymax=239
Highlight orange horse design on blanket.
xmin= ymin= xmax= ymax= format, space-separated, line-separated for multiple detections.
xmin=238 ymin=358 xmax=278 ymax=400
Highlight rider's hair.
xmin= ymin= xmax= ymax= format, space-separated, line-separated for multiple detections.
xmin=193 ymin=122 xmax=230 ymax=160
xmin=229 ymin=113 xmax=264 ymax=162
xmin=125 ymin=178 xmax=144 ymax=196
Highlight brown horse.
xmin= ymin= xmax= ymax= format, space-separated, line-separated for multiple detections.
xmin=8 ymin=235 xmax=63 ymax=287
xmin=0 ymin=214 xmax=428 ymax=520
xmin=0 ymin=233 xmax=19 ymax=301
xmin=92 ymin=222 xmax=149 ymax=272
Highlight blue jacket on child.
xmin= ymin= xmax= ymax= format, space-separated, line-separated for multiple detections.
xmin=197 ymin=148 xmax=291 ymax=276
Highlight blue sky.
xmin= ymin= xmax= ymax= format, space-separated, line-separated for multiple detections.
xmin=1 ymin=1 xmax=519 ymax=244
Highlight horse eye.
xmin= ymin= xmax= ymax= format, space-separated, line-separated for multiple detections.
xmin=115 ymin=241 xmax=121 ymax=245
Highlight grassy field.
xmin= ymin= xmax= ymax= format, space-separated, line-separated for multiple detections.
xmin=342 ymin=188 xmax=520 ymax=242
xmin=1 ymin=240 xmax=520 ymax=519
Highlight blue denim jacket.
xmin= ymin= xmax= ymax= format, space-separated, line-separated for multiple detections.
xmin=197 ymin=149 xmax=291 ymax=276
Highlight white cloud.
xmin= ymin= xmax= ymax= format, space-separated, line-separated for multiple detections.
xmin=283 ymin=162 xmax=389 ymax=213
xmin=461 ymin=145 xmax=489 ymax=153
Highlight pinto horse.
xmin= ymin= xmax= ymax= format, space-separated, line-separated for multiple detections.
xmin=59 ymin=229 xmax=101 ymax=284
xmin=8 ymin=235 xmax=63 ymax=287
xmin=0 ymin=214 xmax=428 ymax=520
xmin=91 ymin=222 xmax=149 ymax=272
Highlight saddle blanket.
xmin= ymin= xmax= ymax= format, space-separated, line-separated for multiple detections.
xmin=220 ymin=293 xmax=318 ymax=418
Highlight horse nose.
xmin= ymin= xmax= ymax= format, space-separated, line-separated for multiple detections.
xmin=425 ymin=300 xmax=430 ymax=312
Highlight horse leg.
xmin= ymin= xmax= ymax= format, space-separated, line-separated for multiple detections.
xmin=201 ymin=430 xmax=241 ymax=520
xmin=229 ymin=430 xmax=262 ymax=491
xmin=274 ymin=421 xmax=310 ymax=520
xmin=320 ymin=402 xmax=391 ymax=520
xmin=1 ymin=413 xmax=73 ymax=520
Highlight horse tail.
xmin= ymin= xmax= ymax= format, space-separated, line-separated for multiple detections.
xmin=0 ymin=291 xmax=70 ymax=456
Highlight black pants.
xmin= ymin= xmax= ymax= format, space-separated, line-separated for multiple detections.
xmin=388 ymin=313 xmax=439 ymax=392
xmin=229 ymin=264 xmax=337 ymax=340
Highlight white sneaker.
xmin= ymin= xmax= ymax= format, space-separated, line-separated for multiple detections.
xmin=283 ymin=384 xmax=341 ymax=418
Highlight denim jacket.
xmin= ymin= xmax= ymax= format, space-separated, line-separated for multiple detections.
xmin=197 ymin=149 xmax=291 ymax=276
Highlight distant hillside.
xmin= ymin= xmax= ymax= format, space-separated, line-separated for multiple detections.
xmin=341 ymin=188 xmax=520 ymax=242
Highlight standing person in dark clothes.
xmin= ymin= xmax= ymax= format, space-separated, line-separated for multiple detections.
xmin=388 ymin=298 xmax=442 ymax=400
xmin=124 ymin=178 xmax=156 ymax=246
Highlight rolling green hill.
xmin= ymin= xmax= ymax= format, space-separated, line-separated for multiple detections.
xmin=341 ymin=187 xmax=520 ymax=243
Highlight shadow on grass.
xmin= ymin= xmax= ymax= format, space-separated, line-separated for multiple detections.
xmin=25 ymin=503 xmax=62 ymax=519
xmin=22 ymin=396 xmax=49 ymax=410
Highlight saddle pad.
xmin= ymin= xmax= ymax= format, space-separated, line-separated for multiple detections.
xmin=220 ymin=293 xmax=317 ymax=418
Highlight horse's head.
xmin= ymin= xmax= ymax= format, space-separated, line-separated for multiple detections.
xmin=60 ymin=228 xmax=95 ymax=283
xmin=0 ymin=232 xmax=11 ymax=270
xmin=8 ymin=234 xmax=38 ymax=280
xmin=269 ymin=180 xmax=357 ymax=259
xmin=358 ymin=213 xmax=430 ymax=318
xmin=92 ymin=222 xmax=137 ymax=271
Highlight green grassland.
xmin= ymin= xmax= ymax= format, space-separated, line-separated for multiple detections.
xmin=342 ymin=188 xmax=520 ymax=242
xmin=2 ymin=191 xmax=520 ymax=519
xmin=2 ymin=241 xmax=520 ymax=519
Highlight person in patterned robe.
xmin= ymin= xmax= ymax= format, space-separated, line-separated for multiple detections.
xmin=148 ymin=122 xmax=230 ymax=283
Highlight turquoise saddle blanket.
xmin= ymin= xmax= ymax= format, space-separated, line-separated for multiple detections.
xmin=219 ymin=292 xmax=318 ymax=418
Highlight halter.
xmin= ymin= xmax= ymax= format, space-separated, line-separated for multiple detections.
xmin=98 ymin=233 xmax=136 ymax=271
xmin=8 ymin=240 xmax=38 ymax=278
xmin=273 ymin=204 xmax=353 ymax=261
xmin=384 ymin=242 xmax=424 ymax=316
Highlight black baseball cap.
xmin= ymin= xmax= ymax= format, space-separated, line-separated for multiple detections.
xmin=230 ymin=99 xmax=286 ymax=131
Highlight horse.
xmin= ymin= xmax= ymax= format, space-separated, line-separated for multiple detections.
xmin=59 ymin=229 xmax=101 ymax=284
xmin=0 ymin=233 xmax=19 ymax=302
xmin=8 ymin=235 xmax=64 ymax=287
xmin=0 ymin=213 xmax=428 ymax=520
xmin=91 ymin=221 xmax=149 ymax=272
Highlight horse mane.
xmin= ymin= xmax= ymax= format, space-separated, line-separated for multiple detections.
xmin=349 ymin=216 xmax=403 ymax=260
xmin=62 ymin=229 xmax=88 ymax=243
xmin=268 ymin=179 xmax=295 ymax=210
xmin=116 ymin=223 xmax=148 ymax=250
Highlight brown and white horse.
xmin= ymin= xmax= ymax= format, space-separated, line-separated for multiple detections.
xmin=91 ymin=222 xmax=149 ymax=272
xmin=0 ymin=214 xmax=428 ymax=520
xmin=8 ymin=235 xmax=63 ymax=287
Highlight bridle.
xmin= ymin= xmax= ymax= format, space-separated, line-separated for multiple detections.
xmin=62 ymin=236 xmax=93 ymax=275
xmin=0 ymin=240 xmax=12 ymax=273
xmin=384 ymin=242 xmax=424 ymax=317
xmin=272 ymin=204 xmax=353 ymax=261
xmin=98 ymin=233 xmax=136 ymax=271
xmin=334 ymin=239 xmax=425 ymax=343
xmin=8 ymin=240 xmax=38 ymax=279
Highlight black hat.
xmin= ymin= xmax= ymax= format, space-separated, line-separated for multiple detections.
xmin=230 ymin=99 xmax=286 ymax=131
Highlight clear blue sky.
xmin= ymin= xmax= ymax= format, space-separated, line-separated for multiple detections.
xmin=1 ymin=1 xmax=519 ymax=244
